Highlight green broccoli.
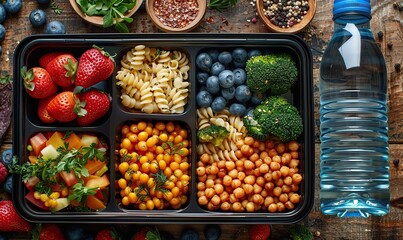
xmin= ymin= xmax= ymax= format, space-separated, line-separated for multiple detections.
xmin=289 ymin=224 xmax=314 ymax=240
xmin=197 ymin=125 xmax=230 ymax=147
xmin=243 ymin=96 xmax=303 ymax=142
xmin=246 ymin=54 xmax=298 ymax=95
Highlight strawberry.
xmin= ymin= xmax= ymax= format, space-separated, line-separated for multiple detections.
xmin=0 ymin=162 xmax=7 ymax=184
xmin=37 ymin=95 xmax=57 ymax=124
xmin=33 ymin=224 xmax=65 ymax=240
xmin=46 ymin=91 xmax=85 ymax=122
xmin=38 ymin=52 xmax=69 ymax=68
xmin=76 ymin=88 xmax=111 ymax=126
xmin=22 ymin=67 xmax=58 ymax=99
xmin=0 ymin=200 xmax=32 ymax=232
xmin=131 ymin=228 xmax=147 ymax=240
xmin=74 ymin=46 xmax=115 ymax=88
xmin=248 ymin=224 xmax=271 ymax=240
xmin=131 ymin=227 xmax=160 ymax=240
xmin=45 ymin=54 xmax=78 ymax=87
xmin=95 ymin=228 xmax=120 ymax=240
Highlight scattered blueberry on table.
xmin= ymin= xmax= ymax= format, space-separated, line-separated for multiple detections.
xmin=29 ymin=9 xmax=47 ymax=27
xmin=3 ymin=0 xmax=22 ymax=14
xmin=45 ymin=20 xmax=65 ymax=34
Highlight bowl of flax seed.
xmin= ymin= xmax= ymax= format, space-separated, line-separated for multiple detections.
xmin=146 ymin=0 xmax=206 ymax=32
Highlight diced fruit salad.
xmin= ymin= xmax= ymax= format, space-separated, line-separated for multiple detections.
xmin=195 ymin=48 xmax=303 ymax=213
xmin=116 ymin=121 xmax=191 ymax=210
xmin=10 ymin=131 xmax=110 ymax=212
xmin=22 ymin=46 xmax=114 ymax=126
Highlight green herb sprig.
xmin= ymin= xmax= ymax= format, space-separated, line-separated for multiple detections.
xmin=208 ymin=0 xmax=238 ymax=12
xmin=76 ymin=0 xmax=137 ymax=33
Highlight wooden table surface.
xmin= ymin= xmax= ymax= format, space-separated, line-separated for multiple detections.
xmin=0 ymin=0 xmax=402 ymax=239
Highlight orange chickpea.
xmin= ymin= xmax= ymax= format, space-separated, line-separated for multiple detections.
xmin=240 ymin=145 xmax=251 ymax=156
xmin=223 ymin=175 xmax=232 ymax=186
xmin=200 ymin=153 xmax=210 ymax=164
xmin=288 ymin=140 xmax=299 ymax=151
xmin=243 ymin=184 xmax=254 ymax=195
xmin=268 ymin=203 xmax=278 ymax=213
xmin=244 ymin=160 xmax=254 ymax=170
xmin=244 ymin=137 xmax=254 ymax=145
xmin=249 ymin=153 xmax=259 ymax=162
xmin=292 ymin=173 xmax=302 ymax=184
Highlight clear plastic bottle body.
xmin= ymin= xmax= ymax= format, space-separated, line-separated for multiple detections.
xmin=319 ymin=15 xmax=390 ymax=217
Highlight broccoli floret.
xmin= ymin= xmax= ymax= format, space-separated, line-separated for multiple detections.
xmin=243 ymin=114 xmax=269 ymax=141
xmin=289 ymin=224 xmax=313 ymax=240
xmin=197 ymin=125 xmax=230 ymax=147
xmin=243 ymin=96 xmax=303 ymax=142
xmin=260 ymin=105 xmax=303 ymax=142
xmin=246 ymin=54 xmax=298 ymax=95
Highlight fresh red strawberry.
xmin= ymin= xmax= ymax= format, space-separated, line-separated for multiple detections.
xmin=0 ymin=200 xmax=32 ymax=232
xmin=34 ymin=224 xmax=65 ymax=240
xmin=95 ymin=228 xmax=120 ymax=240
xmin=46 ymin=91 xmax=85 ymax=122
xmin=45 ymin=54 xmax=78 ymax=87
xmin=76 ymin=88 xmax=111 ymax=126
xmin=131 ymin=227 xmax=160 ymax=240
xmin=22 ymin=67 xmax=58 ymax=99
xmin=248 ymin=224 xmax=271 ymax=240
xmin=37 ymin=95 xmax=57 ymax=124
xmin=131 ymin=227 xmax=147 ymax=240
xmin=0 ymin=162 xmax=7 ymax=184
xmin=38 ymin=52 xmax=69 ymax=68
xmin=74 ymin=46 xmax=115 ymax=88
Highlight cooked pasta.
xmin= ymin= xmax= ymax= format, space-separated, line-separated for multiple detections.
xmin=116 ymin=45 xmax=190 ymax=114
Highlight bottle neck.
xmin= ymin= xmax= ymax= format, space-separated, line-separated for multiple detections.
xmin=333 ymin=13 xmax=371 ymax=30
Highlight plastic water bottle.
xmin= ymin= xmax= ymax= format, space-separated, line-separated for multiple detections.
xmin=319 ymin=0 xmax=389 ymax=217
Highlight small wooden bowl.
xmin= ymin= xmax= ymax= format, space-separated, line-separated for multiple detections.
xmin=69 ymin=0 xmax=143 ymax=27
xmin=256 ymin=0 xmax=316 ymax=33
xmin=146 ymin=0 xmax=206 ymax=32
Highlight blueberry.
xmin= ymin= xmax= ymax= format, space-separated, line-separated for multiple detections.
xmin=0 ymin=24 xmax=5 ymax=42
xmin=196 ymin=52 xmax=213 ymax=72
xmin=218 ymin=51 xmax=232 ymax=66
xmin=235 ymin=85 xmax=252 ymax=103
xmin=207 ymin=49 xmax=219 ymax=62
xmin=37 ymin=0 xmax=51 ymax=4
xmin=3 ymin=175 xmax=12 ymax=194
xmin=204 ymin=224 xmax=221 ymax=240
xmin=63 ymin=225 xmax=93 ymax=240
xmin=196 ymin=90 xmax=213 ymax=108
xmin=221 ymin=86 xmax=235 ymax=100
xmin=1 ymin=149 xmax=12 ymax=166
xmin=251 ymin=92 xmax=266 ymax=105
xmin=45 ymin=20 xmax=65 ymax=34
xmin=197 ymin=72 xmax=209 ymax=86
xmin=3 ymin=0 xmax=22 ymax=14
xmin=211 ymin=96 xmax=227 ymax=113
xmin=29 ymin=9 xmax=47 ymax=27
xmin=206 ymin=75 xmax=220 ymax=94
xmin=229 ymin=103 xmax=247 ymax=116
xmin=248 ymin=49 xmax=262 ymax=59
xmin=180 ymin=229 xmax=199 ymax=240
xmin=232 ymin=48 xmax=248 ymax=63
xmin=233 ymin=68 xmax=246 ymax=85
xmin=218 ymin=70 xmax=235 ymax=88
xmin=0 ymin=5 xmax=6 ymax=24
xmin=210 ymin=62 xmax=225 ymax=76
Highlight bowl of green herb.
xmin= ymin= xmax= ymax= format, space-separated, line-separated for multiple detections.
xmin=70 ymin=0 xmax=143 ymax=33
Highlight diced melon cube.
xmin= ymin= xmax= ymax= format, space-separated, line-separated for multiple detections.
xmin=80 ymin=134 xmax=99 ymax=148
xmin=40 ymin=144 xmax=60 ymax=160
xmin=52 ymin=198 xmax=69 ymax=212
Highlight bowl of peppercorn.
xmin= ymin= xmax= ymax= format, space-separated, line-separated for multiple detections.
xmin=146 ymin=0 xmax=207 ymax=32
xmin=256 ymin=0 xmax=316 ymax=33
